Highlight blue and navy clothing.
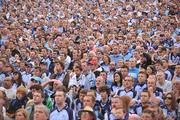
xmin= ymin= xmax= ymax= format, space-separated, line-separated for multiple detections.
xmin=104 ymin=112 xmax=129 ymax=120
xmin=121 ymin=52 xmax=132 ymax=61
xmin=161 ymin=105 xmax=177 ymax=119
xmin=93 ymin=101 xmax=104 ymax=120
xmin=110 ymin=53 xmax=123 ymax=65
xmin=143 ymin=87 xmax=163 ymax=99
xmin=129 ymin=102 xmax=145 ymax=116
xmin=111 ymin=84 xmax=123 ymax=94
xmin=98 ymin=98 xmax=111 ymax=116
xmin=73 ymin=99 xmax=83 ymax=119
xmin=117 ymin=88 xmax=137 ymax=99
xmin=135 ymin=83 xmax=147 ymax=96
xmin=128 ymin=67 xmax=139 ymax=82
xmin=7 ymin=97 xmax=28 ymax=115
xmin=50 ymin=104 xmax=74 ymax=120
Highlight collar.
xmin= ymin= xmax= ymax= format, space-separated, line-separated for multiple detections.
xmin=56 ymin=104 xmax=68 ymax=112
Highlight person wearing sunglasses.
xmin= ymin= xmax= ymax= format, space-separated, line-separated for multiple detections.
xmin=162 ymin=92 xmax=177 ymax=119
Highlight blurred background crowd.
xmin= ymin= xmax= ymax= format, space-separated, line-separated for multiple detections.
xmin=0 ymin=0 xmax=179 ymax=120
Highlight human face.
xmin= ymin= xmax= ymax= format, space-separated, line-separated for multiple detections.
xmin=141 ymin=92 xmax=149 ymax=104
xmin=16 ymin=93 xmax=24 ymax=100
xmin=100 ymin=72 xmax=107 ymax=80
xmin=55 ymin=63 xmax=63 ymax=72
xmin=141 ymin=113 xmax=153 ymax=120
xmin=80 ymin=112 xmax=94 ymax=120
xmin=147 ymin=76 xmax=156 ymax=89
xmin=13 ymin=73 xmax=20 ymax=80
xmin=114 ymin=73 xmax=121 ymax=83
xmin=33 ymin=92 xmax=43 ymax=105
xmin=138 ymin=73 xmax=146 ymax=84
xmin=100 ymin=91 xmax=108 ymax=100
xmin=79 ymin=93 xmax=86 ymax=102
xmin=111 ymin=97 xmax=123 ymax=109
xmin=15 ymin=111 xmax=26 ymax=120
xmin=83 ymin=96 xmax=94 ymax=108
xmin=34 ymin=107 xmax=48 ymax=120
xmin=124 ymin=77 xmax=133 ymax=89
xmin=129 ymin=58 xmax=136 ymax=68
xmin=164 ymin=94 xmax=172 ymax=106
xmin=121 ymin=68 xmax=128 ymax=78
xmin=3 ymin=78 xmax=12 ymax=89
xmin=74 ymin=67 xmax=81 ymax=76
xmin=96 ymin=77 xmax=105 ymax=89
xmin=156 ymin=72 xmax=165 ymax=83
xmin=55 ymin=91 xmax=65 ymax=105
xmin=146 ymin=67 xmax=153 ymax=75
xmin=33 ymin=69 xmax=41 ymax=77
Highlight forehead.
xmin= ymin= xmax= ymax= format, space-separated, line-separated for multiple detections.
xmin=55 ymin=91 xmax=64 ymax=95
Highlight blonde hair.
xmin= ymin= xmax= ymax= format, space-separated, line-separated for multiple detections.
xmin=15 ymin=108 xmax=28 ymax=120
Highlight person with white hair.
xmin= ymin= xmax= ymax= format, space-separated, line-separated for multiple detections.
xmin=34 ymin=104 xmax=50 ymax=120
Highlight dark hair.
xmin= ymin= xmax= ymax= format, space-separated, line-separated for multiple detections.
xmin=13 ymin=71 xmax=25 ymax=87
xmin=147 ymin=65 xmax=156 ymax=75
xmin=54 ymin=61 xmax=65 ymax=70
xmin=113 ymin=71 xmax=123 ymax=86
xmin=142 ymin=109 xmax=155 ymax=118
xmin=121 ymin=65 xmax=129 ymax=71
xmin=30 ymin=84 xmax=43 ymax=91
xmin=73 ymin=64 xmax=82 ymax=71
xmin=79 ymin=89 xmax=87 ymax=95
xmin=99 ymin=85 xmax=110 ymax=96
xmin=141 ymin=89 xmax=151 ymax=97
xmin=164 ymin=92 xmax=176 ymax=110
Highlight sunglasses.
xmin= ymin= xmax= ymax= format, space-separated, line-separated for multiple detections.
xmin=165 ymin=97 xmax=172 ymax=100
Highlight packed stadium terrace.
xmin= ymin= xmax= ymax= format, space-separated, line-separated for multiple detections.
xmin=0 ymin=0 xmax=179 ymax=120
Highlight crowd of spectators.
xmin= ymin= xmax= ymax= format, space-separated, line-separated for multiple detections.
xmin=0 ymin=0 xmax=179 ymax=120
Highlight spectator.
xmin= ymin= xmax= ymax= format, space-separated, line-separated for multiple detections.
xmin=50 ymin=89 xmax=74 ymax=120
xmin=34 ymin=104 xmax=50 ymax=120
xmin=15 ymin=108 xmax=28 ymax=120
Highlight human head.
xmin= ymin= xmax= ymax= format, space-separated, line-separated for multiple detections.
xmin=141 ymin=109 xmax=154 ymax=120
xmin=123 ymin=76 xmax=134 ymax=90
xmin=79 ymin=106 xmax=96 ymax=120
xmin=113 ymin=71 xmax=123 ymax=85
xmin=138 ymin=71 xmax=147 ymax=84
xmin=147 ymin=75 xmax=156 ymax=91
xmin=164 ymin=92 xmax=176 ymax=110
xmin=121 ymin=65 xmax=129 ymax=79
xmin=96 ymin=76 xmax=105 ymax=90
xmin=156 ymin=71 xmax=165 ymax=84
xmin=15 ymin=108 xmax=28 ymax=120
xmin=55 ymin=89 xmax=66 ymax=105
xmin=34 ymin=104 xmax=49 ymax=120
xmin=129 ymin=58 xmax=137 ymax=68
xmin=83 ymin=95 xmax=95 ymax=108
xmin=141 ymin=90 xmax=150 ymax=104
xmin=16 ymin=86 xmax=27 ymax=100
xmin=54 ymin=61 xmax=65 ymax=73
xmin=33 ymin=91 xmax=44 ymax=105
xmin=111 ymin=96 xmax=123 ymax=109
xmin=146 ymin=65 xmax=156 ymax=76
xmin=3 ymin=77 xmax=13 ymax=89
xmin=99 ymin=85 xmax=110 ymax=100
xmin=79 ymin=89 xmax=87 ymax=102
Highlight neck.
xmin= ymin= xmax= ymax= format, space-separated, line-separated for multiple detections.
xmin=102 ymin=97 xmax=108 ymax=103
xmin=167 ymin=104 xmax=172 ymax=110
xmin=57 ymin=102 xmax=65 ymax=109
xmin=125 ymin=87 xmax=132 ymax=91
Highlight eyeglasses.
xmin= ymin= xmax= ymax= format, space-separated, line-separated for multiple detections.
xmin=165 ymin=97 xmax=172 ymax=100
